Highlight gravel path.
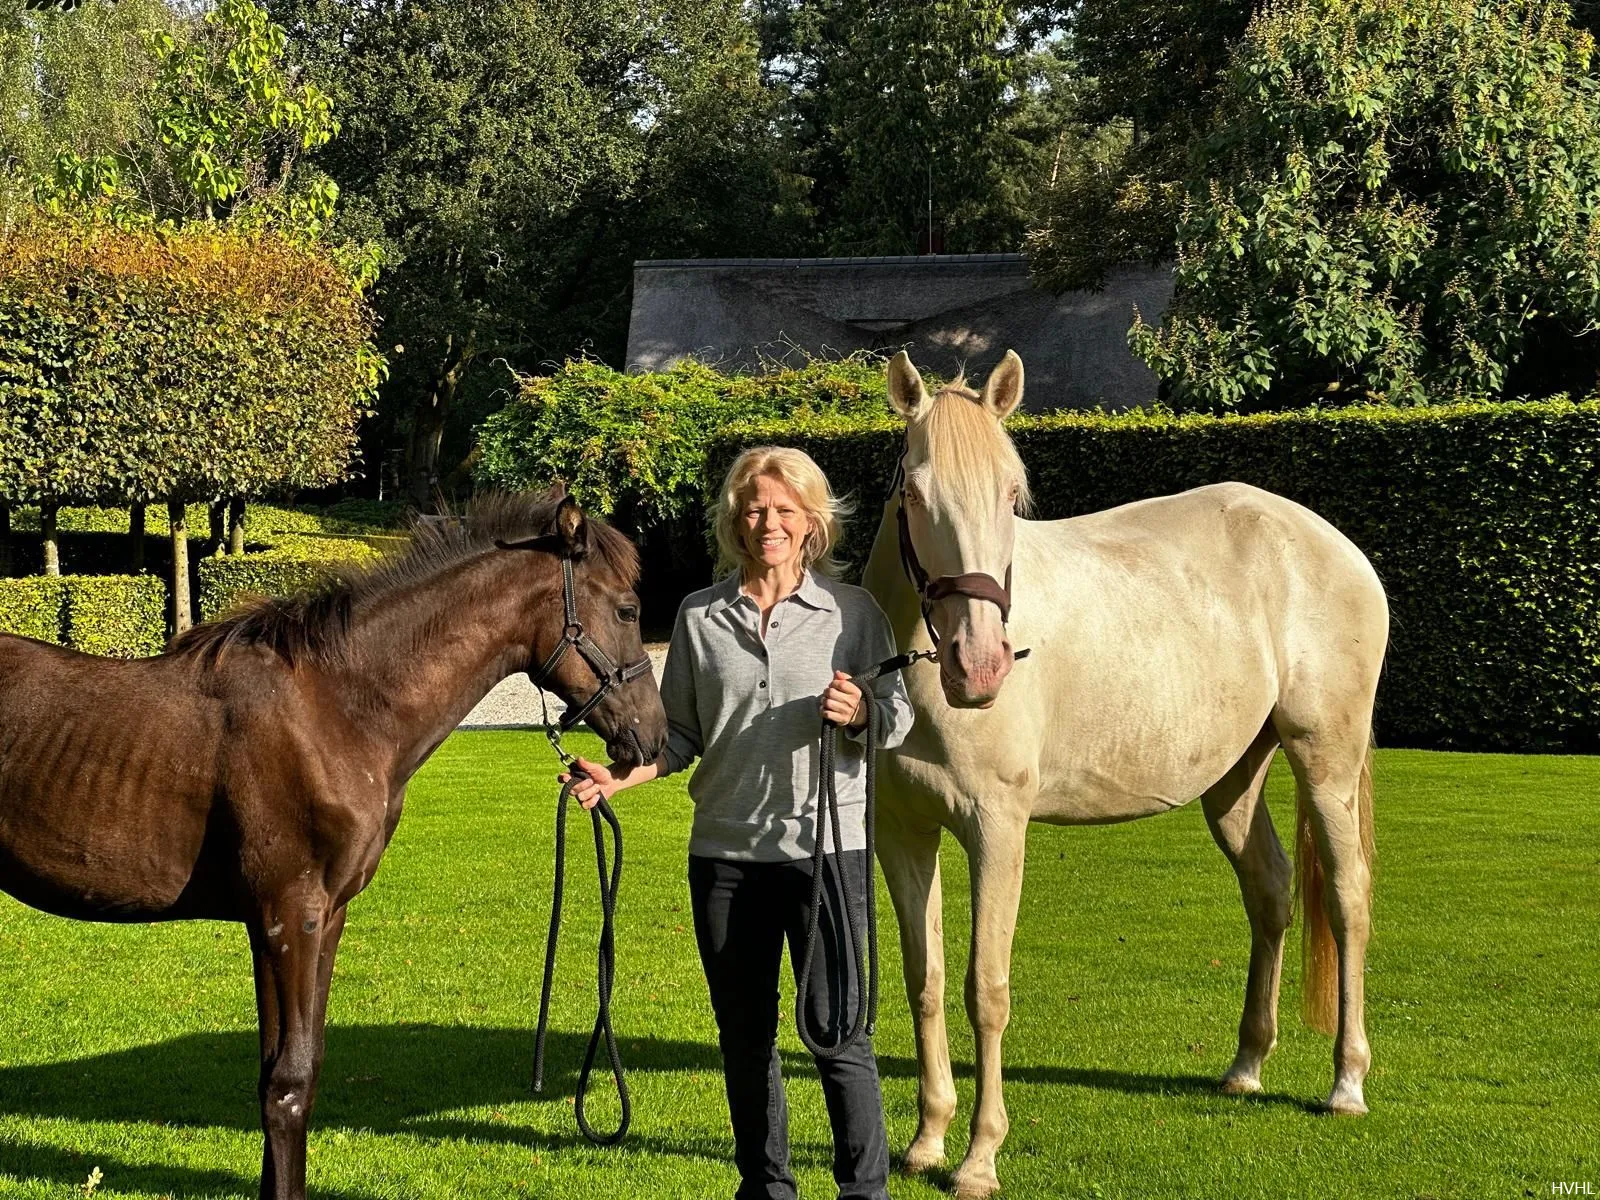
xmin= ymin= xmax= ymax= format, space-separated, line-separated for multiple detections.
xmin=458 ymin=644 xmax=670 ymax=728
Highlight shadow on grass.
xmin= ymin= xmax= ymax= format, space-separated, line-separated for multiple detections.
xmin=0 ymin=1022 xmax=1318 ymax=1141
xmin=0 ymin=1141 xmax=383 ymax=1200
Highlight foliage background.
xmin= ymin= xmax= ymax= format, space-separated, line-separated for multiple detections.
xmin=1129 ymin=0 xmax=1600 ymax=411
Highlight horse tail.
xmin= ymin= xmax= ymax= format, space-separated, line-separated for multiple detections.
xmin=1297 ymin=739 xmax=1373 ymax=1035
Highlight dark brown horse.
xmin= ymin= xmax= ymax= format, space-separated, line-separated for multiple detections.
xmin=0 ymin=490 xmax=667 ymax=1200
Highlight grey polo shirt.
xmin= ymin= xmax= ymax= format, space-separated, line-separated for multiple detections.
xmin=659 ymin=570 xmax=914 ymax=862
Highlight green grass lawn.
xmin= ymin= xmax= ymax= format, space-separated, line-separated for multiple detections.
xmin=1 ymin=737 xmax=1596 ymax=1199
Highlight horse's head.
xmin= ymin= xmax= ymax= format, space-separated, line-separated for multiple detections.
xmin=500 ymin=495 xmax=668 ymax=769
xmin=887 ymin=349 xmax=1029 ymax=708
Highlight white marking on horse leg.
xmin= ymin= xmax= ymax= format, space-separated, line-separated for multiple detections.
xmin=878 ymin=810 xmax=954 ymax=1174
xmin=952 ymin=812 xmax=1028 ymax=1200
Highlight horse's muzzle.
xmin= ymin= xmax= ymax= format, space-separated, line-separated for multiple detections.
xmin=607 ymin=726 xmax=651 ymax=769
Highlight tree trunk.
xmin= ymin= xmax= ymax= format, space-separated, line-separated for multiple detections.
xmin=208 ymin=499 xmax=227 ymax=553
xmin=130 ymin=503 xmax=146 ymax=574
xmin=41 ymin=504 xmax=60 ymax=576
xmin=169 ymin=499 xmax=192 ymax=635
xmin=407 ymin=328 xmax=477 ymax=511
xmin=0 ymin=504 xmax=11 ymax=577
xmin=228 ymin=496 xmax=246 ymax=555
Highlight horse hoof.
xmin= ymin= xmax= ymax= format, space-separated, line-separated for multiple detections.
xmin=902 ymin=1138 xmax=946 ymax=1176
xmin=1325 ymin=1083 xmax=1368 ymax=1115
xmin=1220 ymin=1073 xmax=1263 ymax=1096
xmin=951 ymin=1163 xmax=1001 ymax=1200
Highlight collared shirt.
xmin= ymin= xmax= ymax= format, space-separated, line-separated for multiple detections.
xmin=659 ymin=569 xmax=914 ymax=861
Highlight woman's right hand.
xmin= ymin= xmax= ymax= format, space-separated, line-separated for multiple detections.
xmin=560 ymin=756 xmax=616 ymax=810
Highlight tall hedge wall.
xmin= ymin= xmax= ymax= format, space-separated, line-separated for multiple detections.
xmin=709 ymin=398 xmax=1600 ymax=752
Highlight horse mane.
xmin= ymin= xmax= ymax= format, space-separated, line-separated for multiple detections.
xmin=170 ymin=491 xmax=639 ymax=669
xmin=915 ymin=380 xmax=1034 ymax=515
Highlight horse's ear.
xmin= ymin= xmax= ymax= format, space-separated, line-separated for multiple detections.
xmin=555 ymin=496 xmax=589 ymax=557
xmin=887 ymin=351 xmax=931 ymax=419
xmin=981 ymin=350 xmax=1024 ymax=419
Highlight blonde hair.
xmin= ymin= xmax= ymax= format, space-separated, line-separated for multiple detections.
xmin=712 ymin=446 xmax=853 ymax=578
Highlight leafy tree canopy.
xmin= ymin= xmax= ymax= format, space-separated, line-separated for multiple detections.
xmin=1131 ymin=0 xmax=1600 ymax=411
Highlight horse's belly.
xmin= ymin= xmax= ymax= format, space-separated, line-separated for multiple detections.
xmin=0 ymin=781 xmax=216 ymax=921
xmin=1031 ymin=759 xmax=1222 ymax=824
xmin=1031 ymin=680 xmax=1273 ymax=825
xmin=0 ymin=843 xmax=197 ymax=920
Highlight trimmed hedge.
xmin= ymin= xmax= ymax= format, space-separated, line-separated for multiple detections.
xmin=198 ymin=536 xmax=384 ymax=621
xmin=0 ymin=575 xmax=164 ymax=656
xmin=0 ymin=214 xmax=381 ymax=506
xmin=7 ymin=499 xmax=407 ymax=538
xmin=66 ymin=576 xmax=166 ymax=657
xmin=709 ymin=398 xmax=1600 ymax=752
xmin=0 ymin=577 xmax=68 ymax=642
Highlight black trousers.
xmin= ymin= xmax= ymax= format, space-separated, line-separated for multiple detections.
xmin=689 ymin=851 xmax=890 ymax=1200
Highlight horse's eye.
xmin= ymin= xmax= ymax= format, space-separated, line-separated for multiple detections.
xmin=617 ymin=605 xmax=639 ymax=624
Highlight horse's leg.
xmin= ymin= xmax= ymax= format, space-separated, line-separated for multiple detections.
xmin=876 ymin=805 xmax=956 ymax=1175
xmin=249 ymin=887 xmax=334 ymax=1200
xmin=950 ymin=805 xmax=1029 ymax=1200
xmin=1276 ymin=721 xmax=1374 ymax=1116
xmin=1200 ymin=722 xmax=1291 ymax=1096
xmin=304 ymin=904 xmax=348 ymax=1119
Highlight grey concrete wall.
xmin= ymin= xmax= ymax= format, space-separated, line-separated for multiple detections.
xmin=624 ymin=254 xmax=1173 ymax=412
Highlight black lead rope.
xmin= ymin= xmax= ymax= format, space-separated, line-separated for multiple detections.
xmin=795 ymin=651 xmax=924 ymax=1058
xmin=793 ymin=646 xmax=1030 ymax=1058
xmin=532 ymin=766 xmax=631 ymax=1146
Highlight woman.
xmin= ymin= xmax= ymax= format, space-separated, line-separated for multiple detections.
xmin=565 ymin=445 xmax=913 ymax=1200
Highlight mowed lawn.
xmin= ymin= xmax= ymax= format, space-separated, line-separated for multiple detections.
xmin=0 ymin=735 xmax=1596 ymax=1200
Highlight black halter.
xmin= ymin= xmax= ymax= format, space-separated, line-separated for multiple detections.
xmin=526 ymin=555 xmax=654 ymax=761
xmin=892 ymin=445 xmax=1023 ymax=655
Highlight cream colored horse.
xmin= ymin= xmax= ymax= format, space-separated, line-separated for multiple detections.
xmin=863 ymin=351 xmax=1387 ymax=1199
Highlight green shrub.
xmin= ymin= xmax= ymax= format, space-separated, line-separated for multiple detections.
xmin=0 ymin=577 xmax=67 ymax=643
xmin=198 ymin=536 xmax=384 ymax=620
xmin=474 ymin=356 xmax=893 ymax=527
xmin=1133 ymin=0 xmax=1600 ymax=409
xmin=65 ymin=575 xmax=166 ymax=657
xmin=710 ymin=397 xmax=1600 ymax=752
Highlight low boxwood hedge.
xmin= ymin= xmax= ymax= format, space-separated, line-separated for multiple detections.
xmin=65 ymin=576 xmax=166 ymax=657
xmin=0 ymin=577 xmax=68 ymax=643
xmin=197 ymin=536 xmax=384 ymax=621
xmin=709 ymin=397 xmax=1600 ymax=752
xmin=0 ymin=575 xmax=164 ymax=656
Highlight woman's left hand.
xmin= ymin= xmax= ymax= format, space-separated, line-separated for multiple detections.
xmin=820 ymin=670 xmax=866 ymax=730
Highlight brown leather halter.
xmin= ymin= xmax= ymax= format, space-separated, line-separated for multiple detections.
xmin=893 ymin=445 xmax=1024 ymax=655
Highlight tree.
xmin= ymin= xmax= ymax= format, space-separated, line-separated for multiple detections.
xmin=1026 ymin=0 xmax=1256 ymax=291
xmin=0 ymin=215 xmax=380 ymax=621
xmin=1130 ymin=0 xmax=1600 ymax=411
xmin=2 ymin=0 xmax=375 ymax=617
xmin=271 ymin=0 xmax=801 ymax=508
xmin=772 ymin=0 xmax=1070 ymax=255
xmin=31 ymin=0 xmax=342 ymax=237
xmin=0 ymin=0 xmax=172 ymax=228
